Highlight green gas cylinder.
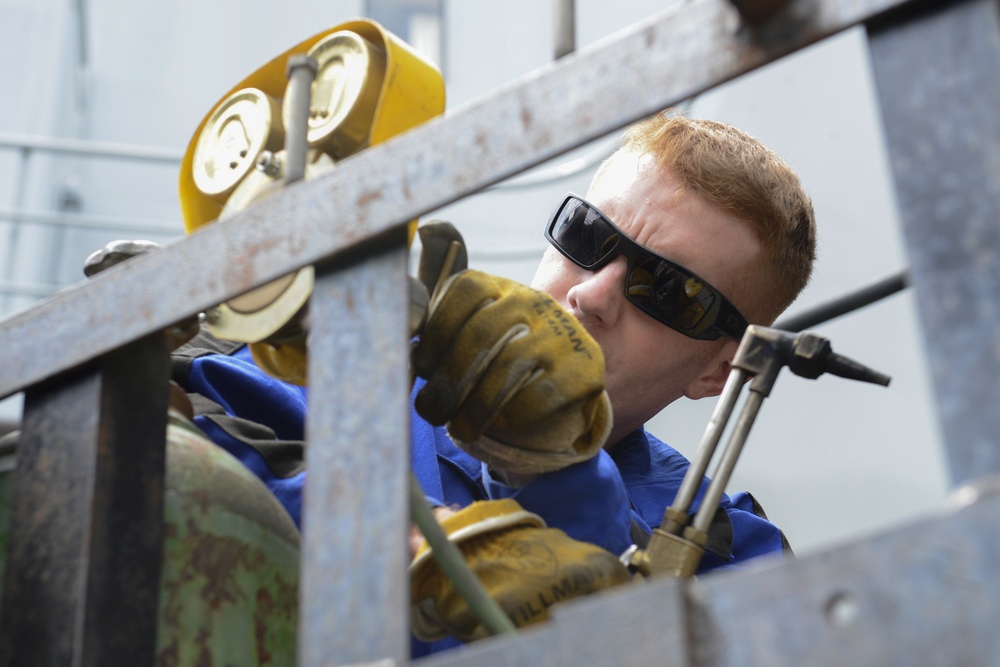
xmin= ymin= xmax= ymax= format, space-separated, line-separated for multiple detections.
xmin=0 ymin=384 xmax=300 ymax=666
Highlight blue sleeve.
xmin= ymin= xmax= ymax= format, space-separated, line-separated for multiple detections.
xmin=480 ymin=450 xmax=634 ymax=557
xmin=724 ymin=491 xmax=788 ymax=563
xmin=409 ymin=379 xmax=487 ymax=510
xmin=183 ymin=346 xmax=309 ymax=526
xmin=187 ymin=346 xmax=308 ymax=440
xmin=184 ymin=354 xmax=489 ymax=530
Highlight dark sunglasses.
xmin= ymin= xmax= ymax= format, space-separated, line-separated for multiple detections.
xmin=545 ymin=194 xmax=749 ymax=341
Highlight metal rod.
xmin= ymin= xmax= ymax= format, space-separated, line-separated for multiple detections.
xmin=691 ymin=390 xmax=765 ymax=535
xmin=284 ymin=55 xmax=318 ymax=186
xmin=774 ymin=270 xmax=910 ymax=332
xmin=667 ymin=367 xmax=748 ymax=518
xmin=0 ymin=280 xmax=60 ymax=298
xmin=0 ymin=208 xmax=179 ymax=234
xmin=74 ymin=0 xmax=89 ymax=67
xmin=0 ymin=2 xmax=991 ymax=667
xmin=431 ymin=241 xmax=463 ymax=304
xmin=421 ymin=493 xmax=1000 ymax=667
xmin=553 ymin=0 xmax=576 ymax=59
xmin=0 ymin=131 xmax=182 ymax=163
xmin=3 ymin=148 xmax=31 ymax=313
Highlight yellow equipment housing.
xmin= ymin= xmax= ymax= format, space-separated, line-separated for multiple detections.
xmin=177 ymin=19 xmax=446 ymax=384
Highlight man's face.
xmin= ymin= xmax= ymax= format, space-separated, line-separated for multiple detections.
xmin=530 ymin=150 xmax=762 ymax=444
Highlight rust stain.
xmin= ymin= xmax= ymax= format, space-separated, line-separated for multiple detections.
xmin=140 ymin=301 xmax=156 ymax=326
xmin=286 ymin=223 xmax=309 ymax=255
xmin=254 ymin=588 xmax=274 ymax=665
xmin=159 ymin=549 xmax=183 ymax=629
xmin=190 ymin=488 xmax=211 ymax=514
xmin=535 ymin=129 xmax=553 ymax=151
xmin=164 ymin=522 xmax=178 ymax=540
xmin=187 ymin=526 xmax=268 ymax=609
xmin=224 ymin=237 xmax=270 ymax=291
xmin=474 ymin=131 xmax=488 ymax=153
xmin=274 ymin=574 xmax=297 ymax=615
xmin=194 ymin=627 xmax=212 ymax=667
xmin=521 ymin=107 xmax=533 ymax=129
xmin=156 ymin=639 xmax=179 ymax=667
xmin=243 ymin=239 xmax=263 ymax=259
xmin=157 ymin=513 xmax=298 ymax=666
xmin=356 ymin=189 xmax=383 ymax=208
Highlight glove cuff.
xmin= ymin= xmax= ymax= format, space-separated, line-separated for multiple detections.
xmin=409 ymin=499 xmax=544 ymax=572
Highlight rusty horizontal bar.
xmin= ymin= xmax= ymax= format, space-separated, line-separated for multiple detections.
xmin=0 ymin=0 xmax=914 ymax=400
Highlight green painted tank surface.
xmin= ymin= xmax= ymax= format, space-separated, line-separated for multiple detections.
xmin=0 ymin=403 xmax=300 ymax=667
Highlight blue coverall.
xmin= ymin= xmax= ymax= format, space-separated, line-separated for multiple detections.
xmin=172 ymin=335 xmax=789 ymax=655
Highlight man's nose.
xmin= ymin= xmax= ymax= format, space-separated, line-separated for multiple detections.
xmin=566 ymin=255 xmax=627 ymax=329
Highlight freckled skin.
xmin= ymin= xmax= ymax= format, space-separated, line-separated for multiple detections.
xmin=530 ymin=151 xmax=762 ymax=448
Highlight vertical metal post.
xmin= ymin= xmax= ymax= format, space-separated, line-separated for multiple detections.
xmin=867 ymin=0 xmax=1000 ymax=487
xmin=299 ymin=237 xmax=411 ymax=666
xmin=553 ymin=0 xmax=576 ymax=59
xmin=0 ymin=333 xmax=170 ymax=667
xmin=2 ymin=146 xmax=31 ymax=313
xmin=284 ymin=55 xmax=319 ymax=187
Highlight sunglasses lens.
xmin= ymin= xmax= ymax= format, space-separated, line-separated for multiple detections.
xmin=550 ymin=199 xmax=619 ymax=268
xmin=626 ymin=254 xmax=716 ymax=333
xmin=546 ymin=194 xmax=745 ymax=340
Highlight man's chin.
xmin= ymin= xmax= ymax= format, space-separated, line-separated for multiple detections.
xmin=603 ymin=382 xmax=628 ymax=432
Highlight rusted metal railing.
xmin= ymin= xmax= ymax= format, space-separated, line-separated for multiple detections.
xmin=1 ymin=0 xmax=999 ymax=665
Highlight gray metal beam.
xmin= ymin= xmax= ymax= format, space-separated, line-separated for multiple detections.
xmin=0 ymin=334 xmax=170 ymax=667
xmin=299 ymin=241 xmax=412 ymax=666
xmin=0 ymin=0 xmax=914 ymax=401
xmin=868 ymin=0 xmax=1000 ymax=487
xmin=421 ymin=482 xmax=1000 ymax=667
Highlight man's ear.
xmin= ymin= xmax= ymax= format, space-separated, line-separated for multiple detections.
xmin=683 ymin=340 xmax=739 ymax=400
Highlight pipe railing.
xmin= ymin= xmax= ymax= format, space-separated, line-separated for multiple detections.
xmin=0 ymin=133 xmax=183 ymax=313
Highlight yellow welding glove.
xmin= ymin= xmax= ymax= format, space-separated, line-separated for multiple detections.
xmin=411 ymin=269 xmax=612 ymax=475
xmin=410 ymin=499 xmax=631 ymax=642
